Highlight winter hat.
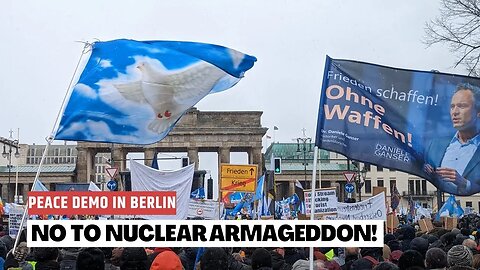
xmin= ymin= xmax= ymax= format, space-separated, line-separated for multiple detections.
xmin=120 ymin=247 xmax=148 ymax=270
xmin=447 ymin=245 xmax=473 ymax=267
xmin=150 ymin=250 xmax=183 ymax=270
xmin=201 ymin=248 xmax=229 ymax=270
xmin=427 ymin=235 xmax=439 ymax=244
xmin=292 ymin=259 xmax=310 ymax=270
xmin=409 ymin=237 xmax=429 ymax=257
xmin=451 ymin=228 xmax=461 ymax=235
xmin=251 ymin=248 xmax=272 ymax=270
xmin=387 ymin=240 xmax=401 ymax=252
xmin=0 ymin=235 xmax=13 ymax=251
xmin=384 ymin=234 xmax=396 ymax=244
xmin=350 ymin=258 xmax=374 ymax=270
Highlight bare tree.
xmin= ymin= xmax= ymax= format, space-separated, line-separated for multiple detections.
xmin=425 ymin=0 xmax=480 ymax=76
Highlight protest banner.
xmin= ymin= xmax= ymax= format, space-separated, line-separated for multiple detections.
xmin=315 ymin=56 xmax=480 ymax=196
xmin=188 ymin=199 xmax=220 ymax=220
xmin=9 ymin=207 xmax=26 ymax=238
xmin=336 ymin=192 xmax=386 ymax=220
xmin=304 ymin=188 xmax=338 ymax=217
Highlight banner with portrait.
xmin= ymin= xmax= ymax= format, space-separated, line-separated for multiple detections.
xmin=316 ymin=56 xmax=480 ymax=196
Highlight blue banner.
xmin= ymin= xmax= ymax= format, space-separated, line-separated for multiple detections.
xmin=55 ymin=39 xmax=256 ymax=145
xmin=316 ymin=56 xmax=480 ymax=196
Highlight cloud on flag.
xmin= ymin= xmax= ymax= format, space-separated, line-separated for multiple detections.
xmin=55 ymin=39 xmax=256 ymax=144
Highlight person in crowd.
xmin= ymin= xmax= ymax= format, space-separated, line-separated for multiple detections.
xmin=398 ymin=250 xmax=425 ymax=270
xmin=146 ymin=247 xmax=175 ymax=268
xmin=342 ymin=247 xmax=360 ymax=270
xmin=447 ymin=245 xmax=473 ymax=268
xmin=200 ymin=248 xmax=230 ymax=270
xmin=150 ymin=250 xmax=183 ymax=270
xmin=409 ymin=237 xmax=429 ymax=258
xmin=108 ymin=247 xmax=122 ymax=268
xmin=291 ymin=259 xmax=324 ymax=270
xmin=472 ymin=254 xmax=480 ymax=270
xmin=118 ymin=247 xmax=148 ymax=270
xmin=396 ymin=225 xmax=416 ymax=251
xmin=251 ymin=248 xmax=273 ymax=270
xmin=100 ymin=248 xmax=120 ymax=270
xmin=4 ymin=241 xmax=29 ymax=270
xmin=350 ymin=258 xmax=375 ymax=270
xmin=269 ymin=248 xmax=291 ymax=270
xmin=383 ymin=245 xmax=391 ymax=262
xmin=177 ymin=247 xmax=198 ymax=270
xmin=58 ymin=247 xmax=81 ymax=270
xmin=462 ymin=239 xmax=478 ymax=255
xmin=425 ymin=248 xmax=447 ymax=270
xmin=283 ymin=248 xmax=305 ymax=266
xmin=373 ymin=262 xmax=399 ymax=270
xmin=388 ymin=250 xmax=402 ymax=266
xmin=360 ymin=247 xmax=383 ymax=265
xmin=0 ymin=241 xmax=7 ymax=270
xmin=76 ymin=248 xmax=104 ymax=270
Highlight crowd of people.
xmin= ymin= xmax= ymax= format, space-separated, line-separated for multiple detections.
xmin=0 ymin=214 xmax=480 ymax=270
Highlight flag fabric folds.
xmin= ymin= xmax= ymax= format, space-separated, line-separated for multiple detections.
xmin=88 ymin=181 xmax=102 ymax=191
xmin=436 ymin=194 xmax=464 ymax=220
xmin=190 ymin=188 xmax=205 ymax=199
xmin=151 ymin=152 xmax=159 ymax=170
xmin=33 ymin=179 xmax=49 ymax=191
xmin=390 ymin=184 xmax=400 ymax=211
xmin=129 ymin=159 xmax=194 ymax=220
xmin=315 ymin=56 xmax=480 ymax=196
xmin=55 ymin=39 xmax=257 ymax=145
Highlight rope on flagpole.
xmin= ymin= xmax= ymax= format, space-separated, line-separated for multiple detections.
xmin=13 ymin=42 xmax=92 ymax=251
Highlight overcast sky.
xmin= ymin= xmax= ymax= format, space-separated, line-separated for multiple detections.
xmin=0 ymin=0 xmax=466 ymax=180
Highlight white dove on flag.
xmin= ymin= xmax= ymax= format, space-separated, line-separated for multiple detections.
xmin=54 ymin=39 xmax=256 ymax=145
xmin=114 ymin=60 xmax=224 ymax=133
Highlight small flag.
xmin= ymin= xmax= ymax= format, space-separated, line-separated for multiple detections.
xmin=151 ymin=152 xmax=159 ymax=170
xmin=55 ymin=39 xmax=257 ymax=145
xmin=88 ymin=181 xmax=101 ymax=191
xmin=436 ymin=194 xmax=464 ymax=220
xmin=33 ymin=179 xmax=49 ymax=191
xmin=295 ymin=180 xmax=304 ymax=190
xmin=391 ymin=184 xmax=400 ymax=211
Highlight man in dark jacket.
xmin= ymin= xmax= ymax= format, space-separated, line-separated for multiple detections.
xmin=270 ymin=248 xmax=291 ymax=270
xmin=283 ymin=248 xmax=305 ymax=266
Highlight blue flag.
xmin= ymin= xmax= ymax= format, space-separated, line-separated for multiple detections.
xmin=191 ymin=187 xmax=205 ymax=199
xmin=436 ymin=194 xmax=464 ymax=220
xmin=151 ymin=151 xmax=159 ymax=169
xmin=315 ymin=56 xmax=480 ymax=196
xmin=55 ymin=39 xmax=256 ymax=144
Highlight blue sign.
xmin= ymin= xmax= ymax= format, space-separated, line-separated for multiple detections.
xmin=345 ymin=183 xmax=355 ymax=193
xmin=107 ymin=180 xmax=117 ymax=191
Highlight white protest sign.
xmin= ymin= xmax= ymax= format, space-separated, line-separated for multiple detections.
xmin=188 ymin=199 xmax=220 ymax=220
xmin=304 ymin=188 xmax=338 ymax=216
xmin=336 ymin=192 xmax=386 ymax=220
xmin=9 ymin=207 xmax=26 ymax=238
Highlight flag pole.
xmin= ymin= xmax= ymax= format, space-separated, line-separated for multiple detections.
xmin=14 ymin=128 xmax=20 ymax=204
xmin=309 ymin=146 xmax=319 ymax=270
xmin=13 ymin=42 xmax=92 ymax=250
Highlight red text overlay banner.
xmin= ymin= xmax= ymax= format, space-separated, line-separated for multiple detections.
xmin=28 ymin=191 xmax=176 ymax=215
